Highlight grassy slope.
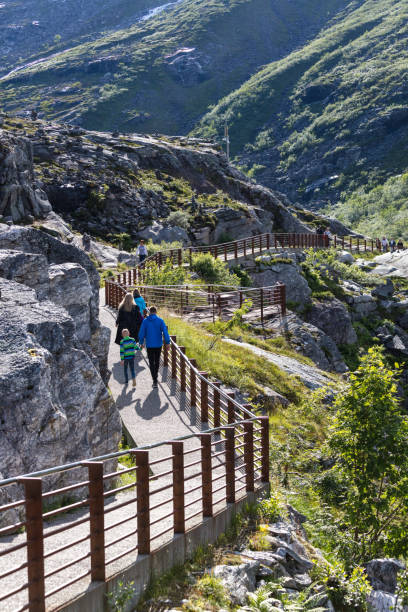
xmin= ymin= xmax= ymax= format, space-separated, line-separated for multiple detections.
xmin=194 ymin=0 xmax=408 ymax=214
xmin=0 ymin=0 xmax=349 ymax=133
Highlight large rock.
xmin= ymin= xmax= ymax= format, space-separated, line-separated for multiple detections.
xmin=365 ymin=558 xmax=405 ymax=593
xmin=0 ymin=278 xmax=121 ymax=511
xmin=138 ymin=221 xmax=189 ymax=245
xmin=213 ymin=561 xmax=260 ymax=605
xmin=367 ymin=590 xmax=399 ymax=612
xmin=372 ymin=278 xmax=394 ymax=299
xmin=213 ymin=206 xmax=267 ymax=241
xmin=0 ymin=132 xmax=52 ymax=222
xmin=337 ymin=250 xmax=355 ymax=264
xmin=252 ymin=263 xmax=311 ymax=305
xmin=0 ymin=249 xmax=49 ymax=299
xmin=305 ymin=299 xmax=357 ymax=345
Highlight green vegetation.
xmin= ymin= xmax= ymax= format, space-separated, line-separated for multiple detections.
xmin=332 ymin=171 xmax=408 ymax=242
xmin=195 ymin=0 xmax=408 ymax=211
xmin=191 ymin=253 xmax=240 ymax=286
xmin=165 ymin=313 xmax=305 ymax=402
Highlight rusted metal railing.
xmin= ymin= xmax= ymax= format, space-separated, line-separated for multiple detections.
xmin=0 ymin=337 xmax=269 ymax=612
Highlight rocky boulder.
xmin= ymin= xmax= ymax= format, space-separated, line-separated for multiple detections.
xmin=138 ymin=221 xmax=189 ymax=245
xmin=213 ymin=561 xmax=259 ymax=605
xmin=252 ymin=263 xmax=311 ymax=305
xmin=305 ymin=298 xmax=357 ymax=345
xmin=365 ymin=558 xmax=405 ymax=593
xmin=0 ymin=132 xmax=52 ymax=222
xmin=0 ymin=278 xmax=121 ymax=512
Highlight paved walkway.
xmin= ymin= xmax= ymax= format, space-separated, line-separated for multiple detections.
xmin=0 ymin=293 xmax=252 ymax=611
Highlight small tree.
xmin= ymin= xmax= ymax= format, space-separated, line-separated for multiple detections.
xmin=329 ymin=347 xmax=408 ymax=559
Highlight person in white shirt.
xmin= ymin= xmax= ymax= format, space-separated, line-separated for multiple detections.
xmin=381 ymin=237 xmax=389 ymax=252
xmin=137 ymin=240 xmax=148 ymax=264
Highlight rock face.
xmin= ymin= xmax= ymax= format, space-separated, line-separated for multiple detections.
xmin=305 ymin=299 xmax=357 ymax=346
xmin=0 ymin=225 xmax=121 ymax=512
xmin=1 ymin=118 xmax=314 ymax=247
xmin=0 ymin=131 xmax=52 ymax=222
xmin=252 ymin=263 xmax=311 ymax=305
xmin=365 ymin=558 xmax=405 ymax=594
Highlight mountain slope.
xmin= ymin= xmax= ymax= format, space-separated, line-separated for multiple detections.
xmin=194 ymin=0 xmax=408 ymax=211
xmin=0 ymin=0 xmax=351 ymax=134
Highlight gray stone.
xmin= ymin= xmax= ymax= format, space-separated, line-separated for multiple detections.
xmin=337 ymin=250 xmax=354 ymax=264
xmin=367 ymin=590 xmax=399 ymax=611
xmin=252 ymin=263 xmax=311 ymax=305
xmin=0 ymin=249 xmax=49 ymax=299
xmin=213 ymin=561 xmax=260 ymax=605
xmin=305 ymin=298 xmax=357 ymax=345
xmin=372 ymin=278 xmax=395 ymax=299
xmin=138 ymin=221 xmax=189 ymax=245
xmin=213 ymin=207 xmax=265 ymax=242
xmin=365 ymin=558 xmax=405 ymax=593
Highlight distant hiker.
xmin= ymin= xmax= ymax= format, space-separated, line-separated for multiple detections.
xmin=30 ymin=109 xmax=38 ymax=121
xmin=120 ymin=329 xmax=139 ymax=386
xmin=397 ymin=238 xmax=404 ymax=252
xmin=115 ymin=293 xmax=143 ymax=345
xmin=138 ymin=306 xmax=170 ymax=388
xmin=82 ymin=232 xmax=91 ymax=251
xmin=324 ymin=227 xmax=333 ymax=246
xmin=390 ymin=238 xmax=396 ymax=253
xmin=133 ymin=289 xmax=147 ymax=314
xmin=381 ymin=237 xmax=389 ymax=252
xmin=137 ymin=240 xmax=148 ymax=264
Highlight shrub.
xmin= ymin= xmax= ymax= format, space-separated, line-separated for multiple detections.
xmin=191 ymin=253 xmax=240 ymax=285
xmin=166 ymin=210 xmax=192 ymax=230
xmin=258 ymin=494 xmax=282 ymax=522
xmin=142 ymin=260 xmax=188 ymax=286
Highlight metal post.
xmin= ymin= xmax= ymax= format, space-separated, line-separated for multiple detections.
xmin=172 ymin=441 xmax=185 ymax=533
xmin=244 ymin=421 xmax=254 ymax=492
xmin=200 ymin=374 xmax=209 ymax=422
xmin=279 ymin=282 xmax=286 ymax=316
xmin=163 ymin=342 xmax=169 ymax=367
xmin=260 ymin=417 xmax=270 ymax=484
xmin=200 ymin=434 xmax=213 ymax=517
xmin=83 ymin=462 xmax=105 ymax=582
xmin=171 ymin=336 xmax=177 ymax=379
xmin=260 ymin=288 xmax=264 ymax=326
xmin=227 ymin=392 xmax=235 ymax=424
xmin=267 ymin=233 xmax=270 ymax=250
xmin=224 ymin=244 xmax=227 ymax=261
xmin=190 ymin=358 xmax=197 ymax=407
xmin=19 ymin=478 xmax=45 ymax=612
xmin=133 ymin=450 xmax=150 ymax=554
xmin=225 ymin=427 xmax=235 ymax=503
xmin=180 ymin=347 xmax=186 ymax=392
xmin=213 ymin=381 xmax=221 ymax=428
xmin=105 ymin=282 xmax=108 ymax=306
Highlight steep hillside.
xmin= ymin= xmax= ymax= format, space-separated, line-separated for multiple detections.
xmin=0 ymin=0 xmax=351 ymax=134
xmin=195 ymin=0 xmax=408 ymax=212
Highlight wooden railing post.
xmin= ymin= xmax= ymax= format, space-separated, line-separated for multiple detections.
xmin=19 ymin=478 xmax=45 ymax=612
xmin=190 ymin=358 xmax=197 ymax=406
xmin=200 ymin=374 xmax=209 ymax=422
xmin=180 ymin=347 xmax=186 ymax=391
xmin=234 ymin=241 xmax=238 ymax=260
xmin=163 ymin=341 xmax=169 ymax=367
xmin=260 ymin=417 xmax=270 ymax=484
xmin=279 ymin=282 xmax=286 ymax=316
xmin=260 ymin=288 xmax=264 ymax=325
xmin=200 ymin=434 xmax=213 ymax=517
xmin=267 ymin=233 xmax=270 ymax=250
xmin=133 ymin=450 xmax=150 ymax=554
xmin=244 ymin=421 xmax=255 ymax=492
xmin=189 ymin=247 xmax=193 ymax=267
xmin=83 ymin=461 xmax=105 ymax=582
xmin=213 ymin=381 xmax=221 ymax=428
xmin=105 ymin=281 xmax=108 ymax=306
xmin=172 ymin=441 xmax=185 ymax=533
xmin=171 ymin=336 xmax=177 ymax=379
xmin=227 ymin=392 xmax=235 ymax=424
xmin=225 ymin=427 xmax=235 ymax=503
xmin=178 ymin=249 xmax=182 ymax=266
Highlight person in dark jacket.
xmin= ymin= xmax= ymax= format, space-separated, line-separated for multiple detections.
xmin=115 ymin=293 xmax=143 ymax=345
xmin=138 ymin=306 xmax=170 ymax=388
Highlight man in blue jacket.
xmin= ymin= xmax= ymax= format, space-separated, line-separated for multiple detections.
xmin=138 ymin=306 xmax=171 ymax=388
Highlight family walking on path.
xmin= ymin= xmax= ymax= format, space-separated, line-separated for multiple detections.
xmin=116 ymin=291 xmax=170 ymax=388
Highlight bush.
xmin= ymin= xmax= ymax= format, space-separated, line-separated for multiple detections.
xmin=191 ymin=253 xmax=240 ymax=285
xmin=258 ymin=495 xmax=282 ymax=522
xmin=166 ymin=210 xmax=192 ymax=230
xmin=142 ymin=260 xmax=188 ymax=286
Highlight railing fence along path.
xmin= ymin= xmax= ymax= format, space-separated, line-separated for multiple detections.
xmin=0 ymin=336 xmax=269 ymax=612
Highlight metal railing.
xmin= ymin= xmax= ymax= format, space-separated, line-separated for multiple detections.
xmin=0 ymin=337 xmax=269 ymax=612
xmin=105 ymin=282 xmax=286 ymax=323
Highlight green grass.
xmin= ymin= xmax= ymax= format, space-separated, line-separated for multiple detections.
xmin=165 ymin=313 xmax=306 ymax=403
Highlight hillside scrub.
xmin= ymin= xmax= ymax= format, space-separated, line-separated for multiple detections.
xmin=164 ymin=313 xmax=305 ymax=402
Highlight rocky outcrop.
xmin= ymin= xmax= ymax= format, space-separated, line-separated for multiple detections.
xmin=252 ymin=262 xmax=311 ymax=305
xmin=0 ymin=225 xmax=121 ymax=513
xmin=1 ymin=118 xmax=315 ymax=247
xmin=305 ymin=298 xmax=357 ymax=346
xmin=0 ymin=131 xmax=52 ymax=222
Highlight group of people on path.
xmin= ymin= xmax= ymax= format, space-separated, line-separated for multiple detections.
xmin=379 ymin=237 xmax=404 ymax=253
xmin=115 ymin=289 xmax=170 ymax=389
